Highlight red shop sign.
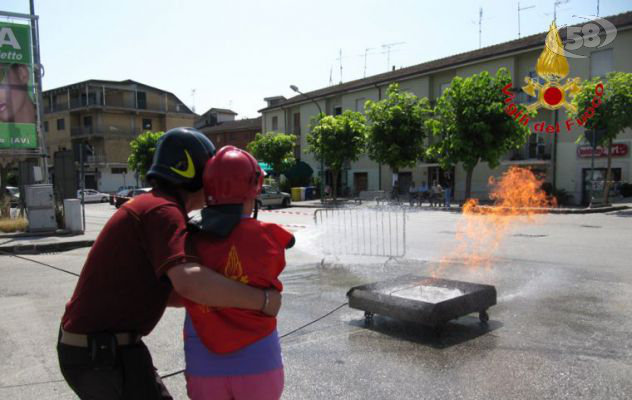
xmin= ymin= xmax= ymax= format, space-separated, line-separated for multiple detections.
xmin=577 ymin=143 xmax=629 ymax=158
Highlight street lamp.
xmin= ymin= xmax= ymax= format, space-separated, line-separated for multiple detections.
xmin=290 ymin=84 xmax=325 ymax=202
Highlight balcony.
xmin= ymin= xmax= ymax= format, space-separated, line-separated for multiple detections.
xmin=505 ymin=140 xmax=552 ymax=163
xmin=71 ymin=125 xmax=140 ymax=139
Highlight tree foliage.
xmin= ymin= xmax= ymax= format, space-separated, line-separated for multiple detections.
xmin=569 ymin=72 xmax=632 ymax=204
xmin=306 ymin=110 xmax=367 ymax=199
xmin=128 ymin=131 xmax=164 ymax=180
xmin=246 ymin=132 xmax=297 ymax=180
xmin=427 ymin=68 xmax=532 ymax=199
xmin=365 ymin=83 xmax=432 ymax=172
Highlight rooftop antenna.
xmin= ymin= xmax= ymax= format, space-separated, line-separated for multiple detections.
xmin=554 ymin=0 xmax=570 ymax=23
xmin=329 ymin=65 xmax=333 ymax=86
xmin=191 ymin=89 xmax=196 ymax=113
xmin=336 ymin=48 xmax=343 ymax=83
xmin=360 ymin=47 xmax=374 ymax=78
xmin=518 ymin=2 xmax=536 ymax=38
xmin=381 ymin=42 xmax=405 ymax=71
xmin=478 ymin=7 xmax=483 ymax=48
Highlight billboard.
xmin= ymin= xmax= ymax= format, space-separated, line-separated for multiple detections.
xmin=0 ymin=21 xmax=38 ymax=149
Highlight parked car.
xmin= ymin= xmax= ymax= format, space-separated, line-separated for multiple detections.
xmin=77 ymin=189 xmax=111 ymax=203
xmin=113 ymin=187 xmax=152 ymax=208
xmin=256 ymin=185 xmax=291 ymax=209
xmin=4 ymin=186 xmax=20 ymax=207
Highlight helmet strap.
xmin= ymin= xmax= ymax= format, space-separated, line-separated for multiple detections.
xmin=253 ymin=199 xmax=259 ymax=220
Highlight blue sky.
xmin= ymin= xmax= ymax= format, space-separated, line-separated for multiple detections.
xmin=2 ymin=0 xmax=631 ymax=118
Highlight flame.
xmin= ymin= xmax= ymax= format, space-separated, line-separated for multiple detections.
xmin=536 ymin=22 xmax=569 ymax=80
xmin=224 ymin=245 xmax=249 ymax=284
xmin=432 ymin=167 xmax=556 ymax=276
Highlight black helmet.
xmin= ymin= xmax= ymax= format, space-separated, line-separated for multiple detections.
xmin=146 ymin=127 xmax=215 ymax=192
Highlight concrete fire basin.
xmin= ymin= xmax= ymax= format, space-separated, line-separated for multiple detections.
xmin=347 ymin=274 xmax=497 ymax=333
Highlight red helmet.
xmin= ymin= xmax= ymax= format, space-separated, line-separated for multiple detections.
xmin=203 ymin=146 xmax=264 ymax=205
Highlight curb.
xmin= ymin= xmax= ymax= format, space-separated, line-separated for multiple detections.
xmin=0 ymin=240 xmax=95 ymax=255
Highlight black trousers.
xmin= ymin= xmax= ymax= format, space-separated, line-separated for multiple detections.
xmin=57 ymin=334 xmax=173 ymax=400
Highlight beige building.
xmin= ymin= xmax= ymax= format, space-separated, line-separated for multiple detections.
xmin=260 ymin=11 xmax=632 ymax=205
xmin=43 ymin=79 xmax=195 ymax=192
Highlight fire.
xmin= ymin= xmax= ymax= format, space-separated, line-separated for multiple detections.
xmin=432 ymin=167 xmax=556 ymax=276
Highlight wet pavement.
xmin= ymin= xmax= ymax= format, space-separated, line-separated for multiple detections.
xmin=1 ymin=206 xmax=631 ymax=399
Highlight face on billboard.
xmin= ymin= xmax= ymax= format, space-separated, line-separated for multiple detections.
xmin=0 ymin=22 xmax=38 ymax=149
xmin=0 ymin=63 xmax=35 ymax=124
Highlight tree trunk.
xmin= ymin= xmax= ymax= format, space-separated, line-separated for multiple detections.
xmin=332 ymin=168 xmax=338 ymax=203
xmin=464 ymin=167 xmax=474 ymax=202
xmin=0 ymin=164 xmax=9 ymax=218
xmin=602 ymin=138 xmax=613 ymax=205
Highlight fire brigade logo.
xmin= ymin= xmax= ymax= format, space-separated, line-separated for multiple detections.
xmin=224 ymin=245 xmax=249 ymax=284
xmin=522 ymin=22 xmax=581 ymax=113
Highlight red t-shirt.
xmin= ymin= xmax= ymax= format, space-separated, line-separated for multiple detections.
xmin=184 ymin=218 xmax=293 ymax=354
xmin=61 ymin=191 xmax=197 ymax=335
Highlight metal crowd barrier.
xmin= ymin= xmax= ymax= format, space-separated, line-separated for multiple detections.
xmin=313 ymin=207 xmax=406 ymax=258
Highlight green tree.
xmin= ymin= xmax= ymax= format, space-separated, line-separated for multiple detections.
xmin=569 ymin=72 xmax=632 ymax=205
xmin=365 ymin=83 xmax=432 ymax=185
xmin=247 ymin=132 xmax=297 ymax=184
xmin=128 ymin=131 xmax=164 ymax=180
xmin=427 ymin=69 xmax=532 ymax=200
xmin=306 ymin=110 xmax=367 ymax=200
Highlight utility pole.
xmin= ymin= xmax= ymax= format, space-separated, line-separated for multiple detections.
xmin=30 ymin=0 xmax=48 ymax=183
xmin=597 ymin=0 xmax=600 ymax=16
xmin=518 ymin=2 xmax=535 ymax=39
xmin=381 ymin=42 xmax=405 ymax=71
xmin=191 ymin=89 xmax=196 ymax=113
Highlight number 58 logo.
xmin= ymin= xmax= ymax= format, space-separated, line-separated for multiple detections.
xmin=547 ymin=16 xmax=617 ymax=59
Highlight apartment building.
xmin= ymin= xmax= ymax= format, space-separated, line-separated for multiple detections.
xmin=260 ymin=11 xmax=632 ymax=204
xmin=42 ymin=79 xmax=195 ymax=192
xmin=194 ymin=108 xmax=262 ymax=150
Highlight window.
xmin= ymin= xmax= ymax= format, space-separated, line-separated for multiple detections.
xmin=355 ymin=98 xmax=366 ymax=113
xmin=56 ymin=118 xmax=65 ymax=130
xmin=137 ymin=91 xmax=147 ymax=109
xmin=293 ymin=113 xmax=301 ymax=134
xmin=440 ymin=82 xmax=451 ymax=94
xmin=142 ymin=118 xmax=152 ymax=130
xmin=590 ymin=49 xmax=613 ymax=78
xmin=333 ymin=105 xmax=342 ymax=115
xmin=43 ymin=121 xmax=49 ymax=132
xmin=271 ymin=116 xmax=278 ymax=131
xmin=83 ymin=116 xmax=92 ymax=127
xmin=111 ymin=167 xmax=127 ymax=174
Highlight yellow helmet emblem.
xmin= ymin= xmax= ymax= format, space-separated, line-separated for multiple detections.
xmin=170 ymin=149 xmax=195 ymax=179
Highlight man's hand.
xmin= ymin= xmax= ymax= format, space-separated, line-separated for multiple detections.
xmin=262 ymin=289 xmax=281 ymax=317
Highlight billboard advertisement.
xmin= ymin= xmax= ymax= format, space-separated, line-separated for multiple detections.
xmin=0 ymin=21 xmax=38 ymax=149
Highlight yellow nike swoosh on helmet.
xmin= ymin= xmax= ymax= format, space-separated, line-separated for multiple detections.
xmin=170 ymin=149 xmax=195 ymax=179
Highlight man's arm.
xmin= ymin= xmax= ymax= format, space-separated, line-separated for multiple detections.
xmin=167 ymin=263 xmax=281 ymax=316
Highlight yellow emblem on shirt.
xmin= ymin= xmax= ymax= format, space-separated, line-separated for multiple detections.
xmin=224 ymin=245 xmax=249 ymax=284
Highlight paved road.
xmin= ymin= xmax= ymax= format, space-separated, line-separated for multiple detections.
xmin=1 ymin=204 xmax=631 ymax=399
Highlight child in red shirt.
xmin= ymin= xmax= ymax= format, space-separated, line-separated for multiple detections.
xmin=183 ymin=146 xmax=294 ymax=400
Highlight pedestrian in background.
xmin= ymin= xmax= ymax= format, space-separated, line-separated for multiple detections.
xmin=443 ymin=175 xmax=452 ymax=208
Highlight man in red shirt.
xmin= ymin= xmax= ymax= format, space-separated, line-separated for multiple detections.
xmin=57 ymin=128 xmax=281 ymax=399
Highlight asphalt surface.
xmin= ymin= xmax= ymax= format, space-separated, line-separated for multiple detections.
xmin=1 ymin=203 xmax=631 ymax=399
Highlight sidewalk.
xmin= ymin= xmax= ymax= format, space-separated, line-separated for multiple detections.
xmin=0 ymin=229 xmax=97 ymax=254
xmin=290 ymin=198 xmax=632 ymax=214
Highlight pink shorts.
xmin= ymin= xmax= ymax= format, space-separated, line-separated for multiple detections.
xmin=186 ymin=368 xmax=284 ymax=400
